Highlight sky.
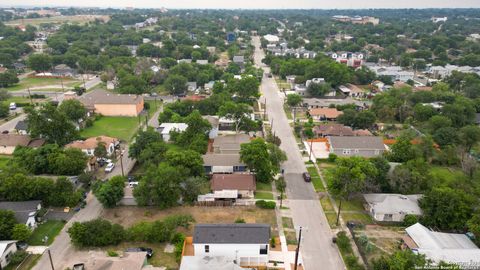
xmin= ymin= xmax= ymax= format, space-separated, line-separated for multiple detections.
xmin=2 ymin=0 xmax=480 ymax=9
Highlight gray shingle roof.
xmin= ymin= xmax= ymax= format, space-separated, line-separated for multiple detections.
xmin=329 ymin=136 xmax=385 ymax=150
xmin=14 ymin=120 xmax=28 ymax=131
xmin=0 ymin=201 xmax=41 ymax=224
xmin=193 ymin=224 xmax=270 ymax=244
xmin=202 ymin=154 xmax=244 ymax=166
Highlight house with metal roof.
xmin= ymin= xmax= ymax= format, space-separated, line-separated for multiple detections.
xmin=403 ymin=223 xmax=480 ymax=265
xmin=0 ymin=240 xmax=18 ymax=269
xmin=210 ymin=174 xmax=256 ymax=199
xmin=157 ymin=123 xmax=188 ymax=142
xmin=363 ymin=194 xmax=422 ymax=222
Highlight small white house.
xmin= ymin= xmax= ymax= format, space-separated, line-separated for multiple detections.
xmin=158 ymin=123 xmax=188 ymax=141
xmin=0 ymin=201 xmax=41 ymax=229
xmin=363 ymin=194 xmax=422 ymax=222
xmin=192 ymin=224 xmax=270 ymax=268
xmin=0 ymin=241 xmax=18 ymax=269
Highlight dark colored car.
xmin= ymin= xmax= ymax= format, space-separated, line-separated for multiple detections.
xmin=125 ymin=247 xmax=153 ymax=258
xmin=127 ymin=175 xmax=136 ymax=182
xmin=302 ymin=172 xmax=311 ymax=182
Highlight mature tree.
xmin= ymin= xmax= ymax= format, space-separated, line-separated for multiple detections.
xmin=267 ymin=143 xmax=287 ymax=173
xmin=226 ymin=76 xmax=260 ymax=101
xmin=372 ymin=250 xmax=428 ymax=270
xmin=95 ymin=176 xmax=125 ymax=208
xmin=286 ymin=94 xmax=302 ymax=108
xmin=68 ymin=219 xmax=125 ymax=247
xmin=276 ymin=177 xmax=287 ymax=208
xmin=138 ymin=141 xmax=168 ymax=165
xmin=413 ymin=104 xmax=437 ymax=122
xmin=0 ymin=70 xmax=19 ymax=87
xmin=219 ymin=101 xmax=253 ymax=133
xmin=420 ymin=187 xmax=474 ymax=230
xmin=181 ymin=176 xmax=209 ymax=203
xmin=329 ymin=157 xmax=376 ymax=225
xmin=173 ymin=110 xmax=210 ymax=153
xmin=164 ymin=74 xmax=188 ymax=95
xmin=133 ymin=163 xmax=187 ymax=207
xmin=354 ymin=66 xmax=376 ymax=84
xmin=240 ymin=138 xmax=275 ymax=182
xmin=433 ymin=127 xmax=458 ymax=147
xmin=12 ymin=224 xmax=32 ymax=242
xmin=94 ymin=142 xmax=108 ymax=158
xmin=367 ymin=157 xmax=391 ymax=192
xmin=27 ymin=53 xmax=52 ymax=73
xmin=129 ymin=128 xmax=162 ymax=159
xmin=458 ymin=125 xmax=480 ymax=153
xmin=388 ymin=136 xmax=417 ymax=163
xmin=25 ymin=103 xmax=78 ymax=146
xmin=467 ymin=211 xmax=480 ymax=245
xmin=164 ymin=149 xmax=204 ymax=177
xmin=58 ymin=99 xmax=87 ymax=123
xmin=307 ymin=82 xmax=331 ymax=97
xmin=389 ymin=159 xmax=431 ymax=194
xmin=353 ymin=111 xmax=376 ymax=129
xmin=0 ymin=210 xmax=16 ymax=240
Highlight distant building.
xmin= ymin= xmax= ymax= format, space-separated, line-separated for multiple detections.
xmin=329 ymin=52 xmax=364 ymax=68
xmin=76 ymin=89 xmax=144 ymax=117
xmin=0 ymin=134 xmax=45 ymax=155
xmin=431 ymin=17 xmax=447 ymax=23
xmin=226 ymin=32 xmax=236 ymax=43
xmin=328 ymin=136 xmax=386 ymax=158
xmin=202 ymin=115 xmax=219 ymax=139
xmin=263 ymin=34 xmax=280 ymax=44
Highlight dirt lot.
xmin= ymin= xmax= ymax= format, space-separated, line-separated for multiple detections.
xmin=354 ymin=225 xmax=405 ymax=262
xmin=103 ymin=205 xmax=279 ymax=236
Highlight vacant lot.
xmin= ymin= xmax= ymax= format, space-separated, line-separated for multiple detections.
xmin=28 ymin=220 xmax=66 ymax=245
xmin=5 ymin=77 xmax=80 ymax=91
xmin=80 ymin=116 xmax=139 ymax=141
xmin=354 ymin=225 xmax=405 ymax=262
xmin=103 ymin=206 xmax=278 ymax=235
xmin=102 ymin=242 xmax=178 ymax=269
xmin=6 ymin=15 xmax=110 ymax=27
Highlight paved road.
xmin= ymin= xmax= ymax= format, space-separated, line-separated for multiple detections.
xmin=252 ymin=36 xmax=345 ymax=270
xmin=0 ymin=110 xmax=25 ymax=133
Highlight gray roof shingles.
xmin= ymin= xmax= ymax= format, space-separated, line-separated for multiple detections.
xmin=193 ymin=224 xmax=270 ymax=244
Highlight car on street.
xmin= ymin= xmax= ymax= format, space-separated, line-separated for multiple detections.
xmin=105 ymin=162 xmax=115 ymax=173
xmin=302 ymin=172 xmax=311 ymax=182
xmin=127 ymin=175 xmax=136 ymax=182
xmin=125 ymin=247 xmax=153 ymax=258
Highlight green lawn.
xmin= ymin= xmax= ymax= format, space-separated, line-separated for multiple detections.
xmin=306 ymin=166 xmax=325 ymax=191
xmin=325 ymin=212 xmax=339 ymax=228
xmin=4 ymin=77 xmax=79 ymax=91
xmin=80 ymin=116 xmax=139 ymax=141
xmin=255 ymin=191 xmax=274 ymax=200
xmin=320 ymin=196 xmax=335 ymax=212
xmin=335 ymin=197 xmax=366 ymax=212
xmin=341 ymin=213 xmax=373 ymax=225
xmin=0 ymin=155 xmax=12 ymax=170
xmin=257 ymin=182 xmax=272 ymax=192
xmin=28 ymin=220 xmax=65 ymax=245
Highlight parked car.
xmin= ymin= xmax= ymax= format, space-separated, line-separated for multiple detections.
xmin=125 ymin=247 xmax=153 ymax=258
xmin=302 ymin=172 xmax=311 ymax=182
xmin=73 ymin=263 xmax=85 ymax=270
xmin=1 ymin=130 xmax=8 ymax=134
xmin=9 ymin=102 xmax=16 ymax=110
xmin=128 ymin=182 xmax=139 ymax=188
xmin=127 ymin=175 xmax=136 ymax=182
xmin=105 ymin=162 xmax=115 ymax=173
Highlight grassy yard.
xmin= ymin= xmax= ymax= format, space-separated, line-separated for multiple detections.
xmin=103 ymin=242 xmax=178 ymax=269
xmin=285 ymin=231 xmax=298 ymax=245
xmin=320 ymin=195 xmax=335 ymax=212
xmin=335 ymin=197 xmax=366 ymax=212
xmin=342 ymin=213 xmax=373 ymax=225
xmin=28 ymin=220 xmax=65 ymax=245
xmin=325 ymin=212 xmax=338 ymax=229
xmin=255 ymin=191 xmax=274 ymax=200
xmin=0 ymin=155 xmax=12 ymax=170
xmin=80 ymin=116 xmax=139 ymax=141
xmin=4 ymin=254 xmax=41 ymax=270
xmin=306 ymin=166 xmax=325 ymax=192
xmin=283 ymin=104 xmax=293 ymax=120
xmin=4 ymin=77 xmax=80 ymax=91
xmin=256 ymin=182 xmax=272 ymax=192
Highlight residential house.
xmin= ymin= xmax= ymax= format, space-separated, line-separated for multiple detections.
xmin=204 ymin=81 xmax=215 ymax=91
xmin=0 ymin=134 xmax=45 ymax=155
xmin=303 ymin=97 xmax=370 ymax=110
xmin=52 ymin=64 xmax=75 ymax=77
xmin=0 ymin=201 xmax=41 ymax=228
xmin=233 ymin=55 xmax=245 ymax=67
xmin=65 ymin=136 xmax=119 ymax=156
xmin=363 ymin=194 xmax=423 ymax=222
xmin=328 ymin=136 xmax=386 ymax=157
xmin=263 ymin=34 xmax=280 ymax=44
xmin=157 ymin=123 xmax=188 ymax=142
xmin=13 ymin=62 xmax=26 ymax=72
xmin=309 ymin=108 xmax=343 ymax=121
xmin=314 ymin=124 xmax=354 ymax=137
xmin=196 ymin=60 xmax=209 ymax=65
xmin=76 ymin=89 xmax=144 ymax=117
xmin=306 ymin=78 xmax=325 ymax=88
xmin=212 ymin=134 xmax=250 ymax=154
xmin=211 ymin=174 xmax=256 ymax=199
xmin=202 ymin=153 xmax=246 ymax=174
xmin=293 ymin=84 xmax=307 ymax=96
xmin=186 ymin=82 xmax=198 ymax=92
xmin=329 ymin=52 xmax=364 ymax=68
xmin=0 ymin=241 xmax=18 ymax=269
xmin=339 ymin=84 xmax=367 ymax=98
xmin=202 ymin=116 xmax=219 ymax=139
xmin=14 ymin=120 xmax=28 ymax=135
xmin=368 ymin=65 xmax=414 ymax=82
xmin=185 ymin=224 xmax=270 ymax=268
xmin=403 ymin=223 xmax=480 ymax=265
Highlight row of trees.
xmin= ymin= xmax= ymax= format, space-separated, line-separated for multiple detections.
xmin=0 ymin=210 xmax=32 ymax=241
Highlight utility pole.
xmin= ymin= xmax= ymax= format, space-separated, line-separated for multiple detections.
xmin=309 ymin=138 xmax=314 ymax=162
xmin=27 ymin=87 xmax=33 ymax=105
xmin=336 ymin=199 xmax=343 ymax=227
xmin=264 ymin=97 xmax=266 ymax=121
xmin=294 ymin=227 xmax=303 ymax=270
xmin=47 ymin=248 xmax=55 ymax=270
xmin=120 ymin=150 xmax=125 ymax=177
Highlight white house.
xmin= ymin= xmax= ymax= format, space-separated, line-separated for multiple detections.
xmin=404 ymin=223 xmax=480 ymax=266
xmin=0 ymin=241 xmax=18 ymax=269
xmin=263 ymin=34 xmax=280 ymax=44
xmin=157 ymin=123 xmax=188 ymax=142
xmin=191 ymin=224 xmax=270 ymax=268
xmin=363 ymin=194 xmax=423 ymax=222
xmin=0 ymin=201 xmax=41 ymax=228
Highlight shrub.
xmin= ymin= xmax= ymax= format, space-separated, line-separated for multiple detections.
xmin=9 ymin=250 xmax=28 ymax=265
xmin=270 ymin=237 xmax=276 ymax=248
xmin=336 ymin=231 xmax=352 ymax=254
xmin=328 ymin=153 xmax=338 ymax=162
xmin=403 ymin=214 xmax=419 ymax=227
xmin=235 ymin=218 xmax=246 ymax=223
xmin=107 ymin=250 xmax=118 ymax=257
xmin=255 ymin=200 xmax=276 ymax=209
xmin=68 ymin=219 xmax=125 ymax=247
xmin=344 ymin=255 xmax=364 ymax=270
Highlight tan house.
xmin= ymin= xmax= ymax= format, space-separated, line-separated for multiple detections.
xmin=309 ymin=108 xmax=343 ymax=121
xmin=65 ymin=136 xmax=119 ymax=156
xmin=0 ymin=134 xmax=45 ymax=155
xmin=212 ymin=134 xmax=250 ymax=154
xmin=211 ymin=174 xmax=256 ymax=199
xmin=77 ymin=89 xmax=144 ymax=117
